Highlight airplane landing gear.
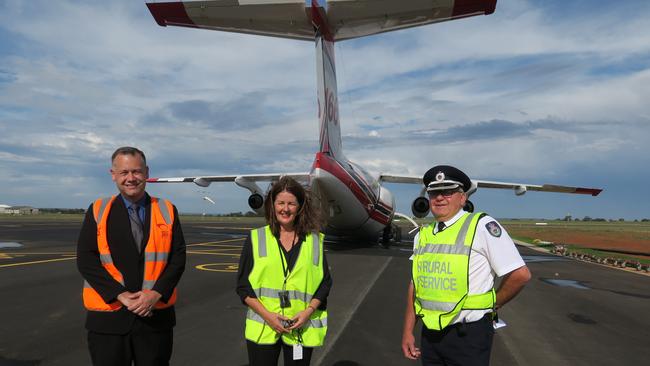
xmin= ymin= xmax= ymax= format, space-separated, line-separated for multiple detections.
xmin=381 ymin=223 xmax=402 ymax=248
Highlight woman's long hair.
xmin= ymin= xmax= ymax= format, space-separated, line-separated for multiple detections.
xmin=264 ymin=176 xmax=323 ymax=238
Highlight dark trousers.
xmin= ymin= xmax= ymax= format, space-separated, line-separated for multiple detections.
xmin=420 ymin=314 xmax=494 ymax=366
xmin=87 ymin=322 xmax=173 ymax=366
xmin=246 ymin=340 xmax=314 ymax=366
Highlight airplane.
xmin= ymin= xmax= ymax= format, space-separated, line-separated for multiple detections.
xmin=145 ymin=0 xmax=602 ymax=244
xmin=203 ymin=196 xmax=216 ymax=205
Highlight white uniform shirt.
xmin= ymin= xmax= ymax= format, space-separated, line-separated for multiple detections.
xmin=412 ymin=210 xmax=525 ymax=324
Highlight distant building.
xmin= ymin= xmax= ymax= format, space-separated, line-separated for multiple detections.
xmin=0 ymin=205 xmax=39 ymax=215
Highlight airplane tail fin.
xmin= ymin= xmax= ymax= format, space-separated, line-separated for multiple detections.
xmin=315 ymin=33 xmax=343 ymax=159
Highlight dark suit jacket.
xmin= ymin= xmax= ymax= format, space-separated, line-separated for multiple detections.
xmin=77 ymin=193 xmax=186 ymax=334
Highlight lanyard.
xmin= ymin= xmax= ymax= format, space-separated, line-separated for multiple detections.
xmin=278 ymin=232 xmax=297 ymax=285
xmin=279 ymin=242 xmax=290 ymax=284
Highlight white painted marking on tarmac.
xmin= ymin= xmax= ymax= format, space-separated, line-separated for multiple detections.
xmin=0 ymin=242 xmax=22 ymax=248
xmin=542 ymin=279 xmax=590 ymax=290
xmin=522 ymin=255 xmax=569 ymax=263
xmin=313 ymin=257 xmax=393 ymax=366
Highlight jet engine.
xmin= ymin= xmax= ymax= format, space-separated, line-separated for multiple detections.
xmin=411 ymin=196 xmax=430 ymax=218
xmin=514 ymin=185 xmax=527 ymax=196
xmin=248 ymin=193 xmax=264 ymax=211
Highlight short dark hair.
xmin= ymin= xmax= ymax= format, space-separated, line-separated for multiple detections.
xmin=264 ymin=176 xmax=323 ymax=238
xmin=111 ymin=146 xmax=147 ymax=165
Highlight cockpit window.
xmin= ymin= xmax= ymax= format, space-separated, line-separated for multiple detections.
xmin=348 ymin=161 xmax=380 ymax=196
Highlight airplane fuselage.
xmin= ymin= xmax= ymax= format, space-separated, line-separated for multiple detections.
xmin=311 ymin=152 xmax=394 ymax=239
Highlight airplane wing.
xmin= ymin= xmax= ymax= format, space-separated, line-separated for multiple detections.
xmin=379 ymin=173 xmax=603 ymax=196
xmin=328 ymin=0 xmax=498 ymax=41
xmin=146 ymin=0 xmax=498 ymax=41
xmin=472 ymin=180 xmax=602 ymax=196
xmin=146 ymin=0 xmax=315 ymax=41
xmin=148 ymin=173 xmax=310 ymax=187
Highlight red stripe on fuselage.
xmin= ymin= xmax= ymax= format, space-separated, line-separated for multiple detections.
xmin=146 ymin=2 xmax=197 ymax=29
xmin=369 ymin=210 xmax=390 ymax=225
xmin=312 ymin=153 xmax=391 ymax=225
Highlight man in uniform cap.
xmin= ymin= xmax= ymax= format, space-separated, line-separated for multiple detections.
xmin=401 ymin=165 xmax=531 ymax=365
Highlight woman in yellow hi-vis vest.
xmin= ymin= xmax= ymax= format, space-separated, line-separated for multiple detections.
xmin=236 ymin=176 xmax=332 ymax=366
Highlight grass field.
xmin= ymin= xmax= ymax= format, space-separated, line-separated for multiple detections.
xmin=500 ymin=219 xmax=650 ymax=262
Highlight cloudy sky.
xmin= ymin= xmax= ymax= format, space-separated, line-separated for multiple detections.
xmin=1 ymin=0 xmax=648 ymax=220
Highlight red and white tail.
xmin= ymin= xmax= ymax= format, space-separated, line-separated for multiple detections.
xmin=315 ymin=33 xmax=343 ymax=159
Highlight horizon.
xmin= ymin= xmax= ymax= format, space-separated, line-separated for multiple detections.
xmin=5 ymin=205 xmax=649 ymax=222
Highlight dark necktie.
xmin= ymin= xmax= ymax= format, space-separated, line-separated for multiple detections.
xmin=129 ymin=204 xmax=144 ymax=253
xmin=437 ymin=221 xmax=446 ymax=233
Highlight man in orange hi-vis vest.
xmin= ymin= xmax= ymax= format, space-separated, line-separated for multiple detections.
xmin=77 ymin=146 xmax=186 ymax=366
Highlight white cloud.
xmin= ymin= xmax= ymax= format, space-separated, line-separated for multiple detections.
xmin=0 ymin=0 xmax=648 ymax=219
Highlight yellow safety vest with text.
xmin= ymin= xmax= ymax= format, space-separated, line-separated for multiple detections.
xmin=413 ymin=212 xmax=496 ymax=330
xmin=82 ymin=195 xmax=178 ymax=312
xmin=245 ymin=226 xmax=328 ymax=346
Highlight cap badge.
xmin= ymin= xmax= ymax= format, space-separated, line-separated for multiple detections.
xmin=435 ymin=172 xmax=445 ymax=182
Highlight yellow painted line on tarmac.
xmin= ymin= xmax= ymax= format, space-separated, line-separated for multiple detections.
xmin=187 ymin=238 xmax=245 ymax=247
xmin=187 ymin=250 xmax=240 ymax=257
xmin=190 ymin=239 xmax=244 ymax=272
xmin=195 ymin=262 xmax=239 ymax=273
xmin=195 ymin=243 xmax=243 ymax=249
xmin=0 ymin=256 xmax=76 ymax=268
xmin=192 ymin=245 xmax=243 ymax=250
xmin=0 ymin=253 xmax=13 ymax=259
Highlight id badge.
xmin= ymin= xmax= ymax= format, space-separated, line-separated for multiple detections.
xmin=279 ymin=290 xmax=291 ymax=308
xmin=293 ymin=344 xmax=303 ymax=360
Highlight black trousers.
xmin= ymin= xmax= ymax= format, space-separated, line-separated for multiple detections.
xmin=87 ymin=322 xmax=173 ymax=366
xmin=246 ymin=340 xmax=314 ymax=366
xmin=420 ymin=314 xmax=494 ymax=366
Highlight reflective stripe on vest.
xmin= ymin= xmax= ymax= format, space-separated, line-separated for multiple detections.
xmin=82 ymin=195 xmax=177 ymax=312
xmin=245 ymin=226 xmax=328 ymax=347
xmin=254 ymin=287 xmax=313 ymax=304
xmin=256 ymin=228 xmax=320 ymax=266
xmin=413 ymin=212 xmax=495 ymax=330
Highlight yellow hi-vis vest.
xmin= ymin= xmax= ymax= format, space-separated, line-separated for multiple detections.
xmin=245 ymin=226 xmax=328 ymax=346
xmin=82 ymin=195 xmax=178 ymax=312
xmin=413 ymin=212 xmax=496 ymax=330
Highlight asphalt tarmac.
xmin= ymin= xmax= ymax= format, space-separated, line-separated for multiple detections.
xmin=1 ymin=217 xmax=649 ymax=365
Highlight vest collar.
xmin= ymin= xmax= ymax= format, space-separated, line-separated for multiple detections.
xmin=435 ymin=210 xmax=467 ymax=234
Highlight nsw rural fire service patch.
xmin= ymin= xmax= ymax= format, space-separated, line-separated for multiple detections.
xmin=486 ymin=221 xmax=502 ymax=237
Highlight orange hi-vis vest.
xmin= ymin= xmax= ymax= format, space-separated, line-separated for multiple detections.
xmin=82 ymin=195 xmax=178 ymax=312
